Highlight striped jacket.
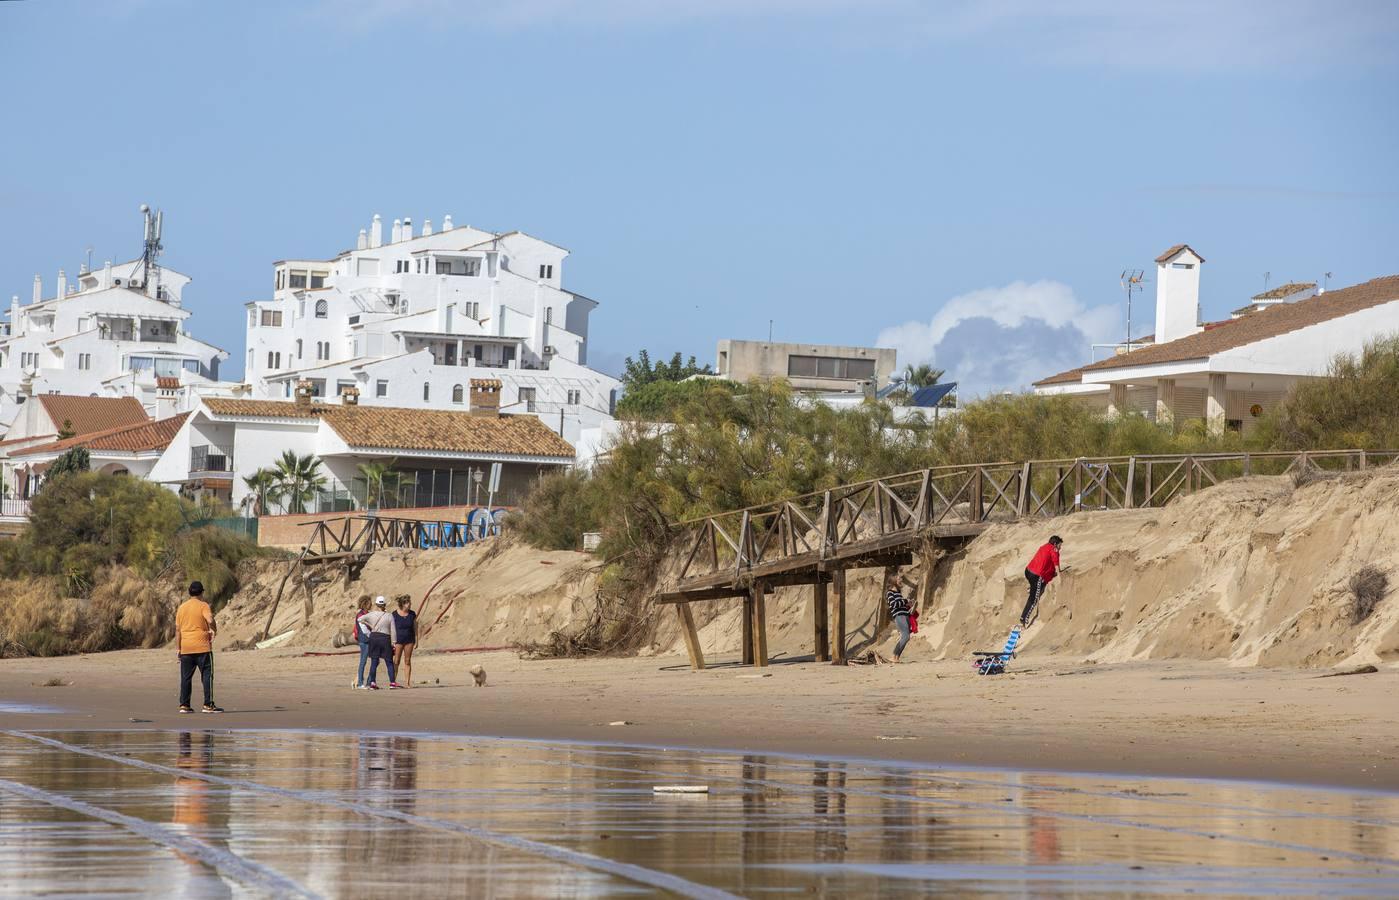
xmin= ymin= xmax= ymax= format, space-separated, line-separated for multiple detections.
xmin=886 ymin=588 xmax=911 ymax=618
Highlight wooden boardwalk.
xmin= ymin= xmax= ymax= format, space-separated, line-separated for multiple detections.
xmin=657 ymin=448 xmax=1395 ymax=670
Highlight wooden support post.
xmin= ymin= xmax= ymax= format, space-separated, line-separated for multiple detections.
xmin=1016 ymin=462 xmax=1031 ymax=517
xmin=1360 ymin=450 xmax=1368 ymax=471
xmin=1243 ymin=453 xmax=1251 ymax=477
xmin=676 ymin=604 xmax=705 ymax=671
xmin=1144 ymin=462 xmax=1153 ymax=508
xmin=832 ymin=569 xmax=847 ymax=664
xmin=1124 ymin=457 xmax=1136 ymax=509
xmin=1074 ymin=462 xmax=1083 ymax=512
xmin=751 ymin=583 xmax=769 ymax=667
xmin=742 ymin=593 xmax=754 ymax=665
xmin=970 ymin=468 xmax=984 ymax=523
xmin=813 ymin=581 xmax=830 ymax=662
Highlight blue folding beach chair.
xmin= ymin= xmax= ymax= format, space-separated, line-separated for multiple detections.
xmin=972 ymin=625 xmax=1021 ymax=675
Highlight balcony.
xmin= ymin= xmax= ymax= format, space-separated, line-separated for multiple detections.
xmin=189 ymin=445 xmax=233 ymax=476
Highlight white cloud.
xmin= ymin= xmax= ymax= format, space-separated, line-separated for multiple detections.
xmin=317 ymin=0 xmax=1399 ymax=69
xmin=875 ymin=280 xmax=1121 ymax=397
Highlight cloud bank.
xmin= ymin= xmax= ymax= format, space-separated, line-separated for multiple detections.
xmin=875 ymin=280 xmax=1121 ymax=397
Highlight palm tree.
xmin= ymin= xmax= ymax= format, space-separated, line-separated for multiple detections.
xmin=272 ymin=450 xmax=328 ymax=514
xmin=357 ymin=459 xmax=398 ymax=510
xmin=902 ymin=363 xmax=945 ymax=390
xmin=241 ymin=468 xmax=280 ymax=517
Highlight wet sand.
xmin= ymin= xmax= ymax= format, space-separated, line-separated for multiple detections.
xmin=1 ymin=648 xmax=1396 ymax=791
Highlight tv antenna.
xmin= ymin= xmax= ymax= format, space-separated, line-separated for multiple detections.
xmin=1262 ymin=271 xmax=1271 ymax=293
xmin=136 ymin=203 xmax=164 ymax=301
xmin=1324 ymin=271 xmax=1333 ymax=291
xmin=1120 ymin=268 xmax=1146 ymax=351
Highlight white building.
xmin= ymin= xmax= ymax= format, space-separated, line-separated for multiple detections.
xmin=1036 ymin=245 xmax=1399 ymax=435
xmin=244 ymin=214 xmax=619 ymax=445
xmin=0 ymin=208 xmax=238 ymax=430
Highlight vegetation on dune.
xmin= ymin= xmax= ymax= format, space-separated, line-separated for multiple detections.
xmin=1258 ymin=335 xmax=1399 ymax=450
xmin=0 ymin=472 xmax=275 ymax=658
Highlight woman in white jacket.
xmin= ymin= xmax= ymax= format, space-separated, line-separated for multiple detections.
xmin=358 ymin=596 xmax=400 ymax=689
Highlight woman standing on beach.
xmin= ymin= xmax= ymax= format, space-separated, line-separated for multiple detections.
xmin=392 ymin=594 xmax=417 ymax=689
xmin=353 ymin=595 xmax=372 ymax=689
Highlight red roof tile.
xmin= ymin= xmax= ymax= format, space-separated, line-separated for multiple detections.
xmin=37 ymin=395 xmax=148 ymax=436
xmin=12 ymin=414 xmax=189 ymax=457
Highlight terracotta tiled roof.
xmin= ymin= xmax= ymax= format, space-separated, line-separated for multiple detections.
xmin=1155 ymin=244 xmax=1206 ymax=264
xmin=203 ymin=398 xmax=574 ymax=458
xmin=156 ymin=376 xmax=180 ymax=389
xmin=37 ymin=395 xmax=148 ymax=436
xmin=12 ymin=413 xmax=189 ymax=457
xmin=1036 ymin=275 xmax=1399 ymax=386
xmin=1251 ymin=281 xmax=1315 ymax=301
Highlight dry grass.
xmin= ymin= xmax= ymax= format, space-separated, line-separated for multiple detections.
xmin=1348 ymin=565 xmax=1388 ymax=626
xmin=0 ymin=567 xmax=177 ymax=657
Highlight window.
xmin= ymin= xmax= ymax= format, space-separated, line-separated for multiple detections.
xmin=436 ymin=260 xmax=452 ymax=275
xmin=260 ymin=309 xmax=282 ymax=327
xmin=462 ymin=301 xmax=480 ymax=319
xmin=284 ymin=381 xmax=291 ymax=398
xmin=1172 ymin=262 xmax=1194 ymax=270
xmin=462 ymin=258 xmax=480 ymax=277
xmin=519 ymin=387 xmax=537 ymax=412
xmin=318 ymin=341 xmax=330 ymax=361
xmin=128 ymin=355 xmax=153 ymax=371
xmin=423 ymin=382 xmax=431 ymax=402
xmin=336 ymin=380 xmax=356 ymax=397
xmin=566 ymin=389 xmax=580 ymax=405
xmin=155 ymin=358 xmax=181 ymax=377
xmin=267 ymin=351 xmax=281 ymax=369
xmin=538 ymin=264 xmax=553 ymax=279
xmin=249 ymin=309 xmax=257 ymax=328
xmin=308 ymin=379 xmax=325 ymax=397
xmin=452 ymin=384 xmax=464 ymax=404
xmin=310 ymin=272 xmax=327 ymax=289
xmin=183 ymin=359 xmax=200 ymax=373
xmin=289 ymin=272 xmax=307 ymax=289
xmin=376 ymin=379 xmax=388 ymax=398
xmin=248 ymin=349 xmax=254 ymax=371
xmin=315 ymin=299 xmax=328 ymax=318
xmin=20 ymin=352 xmax=38 ymax=368
xmin=77 ymin=353 xmax=91 ymax=371
xmin=298 ymin=299 xmax=306 ymax=318
xmin=275 ymin=270 xmax=283 ymax=290
xmin=545 ymin=307 xmax=553 ymax=325
xmin=296 ymin=339 xmax=303 ymax=359
xmin=787 ymin=355 xmax=877 ymax=380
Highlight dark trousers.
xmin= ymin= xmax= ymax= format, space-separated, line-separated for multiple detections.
xmin=179 ymin=652 xmax=214 ymax=707
xmin=366 ymin=634 xmax=395 ymax=685
xmin=1021 ymin=570 xmax=1047 ymax=625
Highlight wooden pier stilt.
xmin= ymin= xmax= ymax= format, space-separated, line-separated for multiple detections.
xmin=832 ymin=569 xmax=847 ymax=664
xmin=751 ymin=583 xmax=770 ymax=667
xmin=812 ymin=581 xmax=830 ymax=662
xmin=742 ymin=593 xmax=754 ymax=666
xmin=676 ymin=604 xmax=705 ymax=670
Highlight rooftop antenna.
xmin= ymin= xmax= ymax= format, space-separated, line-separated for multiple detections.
xmin=137 ymin=203 xmax=164 ymax=301
xmin=768 ymin=319 xmax=773 ymax=343
xmin=84 ymin=246 xmax=93 ymax=274
xmin=1120 ymin=268 xmax=1145 ymax=351
xmin=1263 ymin=271 xmax=1271 ymax=293
xmin=1323 ymin=271 xmax=1333 ymax=291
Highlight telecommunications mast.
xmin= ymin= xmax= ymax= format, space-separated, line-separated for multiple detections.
xmin=137 ymin=203 xmax=165 ymax=301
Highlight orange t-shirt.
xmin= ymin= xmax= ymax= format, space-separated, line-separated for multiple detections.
xmin=176 ymin=598 xmax=214 ymax=655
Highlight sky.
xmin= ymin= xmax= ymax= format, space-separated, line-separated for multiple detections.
xmin=1 ymin=0 xmax=1396 ymax=396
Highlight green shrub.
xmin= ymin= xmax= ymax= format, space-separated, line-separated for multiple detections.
xmin=510 ymin=469 xmax=602 ymax=551
xmin=1260 ymin=335 xmax=1399 ymax=450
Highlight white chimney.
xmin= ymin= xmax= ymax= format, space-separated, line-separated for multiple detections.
xmin=56 ymin=269 xmax=67 ymax=300
xmin=9 ymin=295 xmax=18 ymax=325
xmin=391 ymin=219 xmax=402 ymax=244
xmin=442 ymin=214 xmax=453 ymax=231
xmin=369 ymin=214 xmax=383 ymax=249
xmin=357 ymin=228 xmax=367 ymax=250
xmin=402 ymin=217 xmax=412 ymax=241
xmin=32 ymin=274 xmax=41 ymax=303
xmin=102 ymin=260 xmax=113 ymax=289
xmin=1154 ymin=245 xmax=1204 ymax=344
xmin=422 ymin=218 xmax=432 ymax=237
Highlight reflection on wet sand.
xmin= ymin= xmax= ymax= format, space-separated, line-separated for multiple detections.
xmin=1 ymin=728 xmax=1397 ymax=897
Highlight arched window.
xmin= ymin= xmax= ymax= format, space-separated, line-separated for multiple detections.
xmin=315 ymin=299 xmax=328 ymax=318
xmin=296 ymin=339 xmax=303 ymax=359
xmin=267 ymin=351 xmax=275 ymax=369
xmin=452 ymin=384 xmax=463 ymax=404
xmin=423 ymin=382 xmax=431 ymax=402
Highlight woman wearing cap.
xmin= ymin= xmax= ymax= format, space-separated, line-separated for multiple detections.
xmin=391 ymin=594 xmax=417 ymax=689
xmin=357 ymin=596 xmax=400 ymax=690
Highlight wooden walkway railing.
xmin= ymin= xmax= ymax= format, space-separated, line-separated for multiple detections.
xmin=300 ymin=514 xmax=499 ymax=561
xmin=658 ymin=448 xmax=1396 ymax=671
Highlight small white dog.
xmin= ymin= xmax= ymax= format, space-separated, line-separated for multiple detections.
xmin=469 ymin=664 xmax=487 ymax=687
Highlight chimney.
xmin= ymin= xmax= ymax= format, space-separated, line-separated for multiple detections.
xmin=402 ymin=217 xmax=412 ymax=241
xmin=102 ymin=260 xmax=113 ymax=289
xmin=56 ymin=269 xmax=67 ymax=300
xmin=422 ymin=218 xmax=432 ymax=237
xmin=32 ymin=274 xmax=41 ymax=303
xmin=469 ymin=378 xmax=502 ymax=417
xmin=369 ymin=214 xmax=383 ymax=249
xmin=340 ymin=385 xmax=360 ymax=406
xmin=1154 ymin=245 xmax=1204 ymax=344
xmin=294 ymin=379 xmax=315 ymax=409
xmin=357 ymin=229 xmax=368 ymax=251
xmin=9 ymin=295 xmax=18 ymax=327
xmin=442 ymin=214 xmax=453 ymax=231
xmin=391 ymin=219 xmax=402 ymax=244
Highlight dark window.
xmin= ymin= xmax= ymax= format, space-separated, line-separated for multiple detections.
xmin=310 ymin=273 xmax=326 ymax=289
xmin=289 ymin=272 xmax=307 ymax=289
xmin=787 ymin=355 xmax=877 ymax=380
xmin=423 ymin=382 xmax=430 ymax=402
xmin=315 ymin=299 xmax=328 ymax=318
xmin=436 ymin=261 xmax=452 ymax=275
xmin=376 ymin=379 xmax=388 ymax=398
xmin=452 ymin=384 xmax=464 ymax=404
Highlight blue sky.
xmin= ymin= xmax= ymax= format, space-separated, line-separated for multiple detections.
xmin=1 ymin=0 xmax=1396 ymax=394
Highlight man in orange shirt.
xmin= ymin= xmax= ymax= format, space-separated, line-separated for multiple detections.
xmin=176 ymin=581 xmax=222 ymax=714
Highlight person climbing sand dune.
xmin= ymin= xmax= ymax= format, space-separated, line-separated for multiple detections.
xmin=884 ymin=570 xmax=915 ymax=663
xmin=1021 ymin=535 xmax=1062 ymax=626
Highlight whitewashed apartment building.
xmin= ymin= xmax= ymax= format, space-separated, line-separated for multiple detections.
xmin=0 ymin=210 xmax=234 ymax=431
xmin=244 ymin=214 xmax=619 ymax=444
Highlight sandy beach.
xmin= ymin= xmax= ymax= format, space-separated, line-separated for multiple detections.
xmin=3 ymin=647 xmax=1395 ymax=792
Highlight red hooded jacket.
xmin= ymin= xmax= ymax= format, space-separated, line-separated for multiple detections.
xmin=1026 ymin=542 xmax=1060 ymax=582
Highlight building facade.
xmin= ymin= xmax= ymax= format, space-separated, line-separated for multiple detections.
xmin=244 ymin=214 xmax=619 ymax=445
xmin=0 ymin=211 xmax=237 ymax=430
xmin=714 ymin=339 xmax=897 ymax=393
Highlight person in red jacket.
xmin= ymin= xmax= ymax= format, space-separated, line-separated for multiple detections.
xmin=1021 ymin=535 xmax=1062 ymax=626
